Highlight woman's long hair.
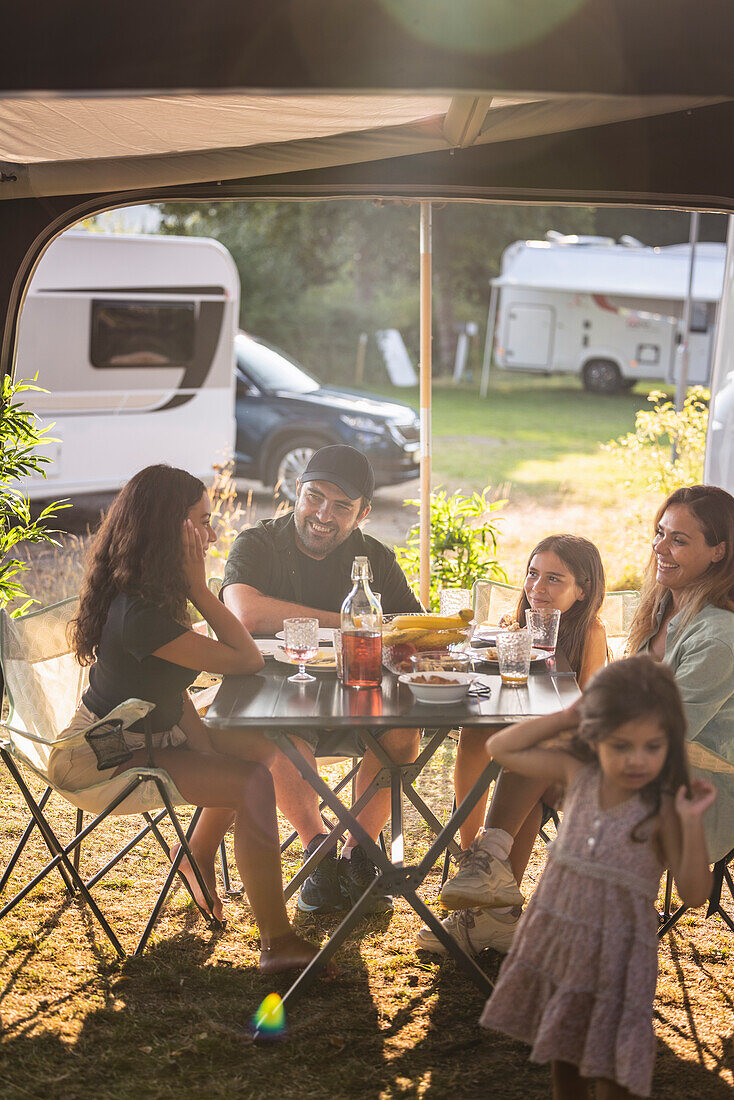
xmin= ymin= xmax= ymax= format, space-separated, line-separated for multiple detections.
xmin=514 ymin=534 xmax=606 ymax=677
xmin=627 ymin=485 xmax=734 ymax=655
xmin=570 ymin=655 xmax=691 ymax=839
xmin=70 ymin=464 xmax=206 ymax=665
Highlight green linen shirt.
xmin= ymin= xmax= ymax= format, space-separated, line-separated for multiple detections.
xmin=644 ymin=601 xmax=734 ymax=862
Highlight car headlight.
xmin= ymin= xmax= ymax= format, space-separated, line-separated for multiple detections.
xmin=340 ymin=414 xmax=385 ymax=435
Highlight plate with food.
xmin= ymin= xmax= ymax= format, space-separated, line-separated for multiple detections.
xmin=275 ymin=627 xmax=334 ymax=643
xmin=273 ymin=646 xmax=338 ymax=671
xmin=468 ymin=645 xmax=549 ymax=665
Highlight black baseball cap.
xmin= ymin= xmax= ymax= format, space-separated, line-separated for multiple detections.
xmin=299 ymin=445 xmax=375 ymax=502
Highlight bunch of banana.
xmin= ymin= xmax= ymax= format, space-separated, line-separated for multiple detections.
xmin=383 ymin=609 xmax=473 ymax=647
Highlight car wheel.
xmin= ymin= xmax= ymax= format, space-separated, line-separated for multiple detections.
xmin=268 ymin=438 xmax=329 ymax=504
xmin=582 ymin=359 xmax=623 ymax=394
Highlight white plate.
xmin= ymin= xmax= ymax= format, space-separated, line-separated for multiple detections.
xmin=273 ymin=646 xmax=338 ymax=672
xmin=275 ymin=628 xmax=335 ymax=644
xmin=468 ymin=646 xmax=548 ymax=665
xmin=399 ymin=671 xmax=476 ymax=704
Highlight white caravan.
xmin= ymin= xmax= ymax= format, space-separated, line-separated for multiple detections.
xmin=486 ymin=234 xmax=726 ymax=393
xmin=14 ymin=230 xmax=239 ymax=497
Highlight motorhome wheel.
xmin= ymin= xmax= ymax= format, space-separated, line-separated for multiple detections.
xmin=582 ymin=358 xmax=623 ymax=394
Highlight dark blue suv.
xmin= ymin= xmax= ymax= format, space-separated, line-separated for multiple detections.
xmin=234 ymin=332 xmax=420 ymax=502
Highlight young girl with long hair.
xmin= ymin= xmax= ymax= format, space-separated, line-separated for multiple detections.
xmin=481 ymin=655 xmax=715 ymax=1100
xmin=627 ymin=483 xmax=734 ymax=865
xmin=416 ymin=534 xmax=608 ymax=955
xmin=58 ymin=464 xmax=320 ymax=972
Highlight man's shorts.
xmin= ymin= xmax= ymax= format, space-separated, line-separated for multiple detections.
xmin=268 ymin=726 xmax=371 ymax=758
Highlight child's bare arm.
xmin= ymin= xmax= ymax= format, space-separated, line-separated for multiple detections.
xmin=485 ymin=702 xmax=583 ymax=786
xmin=658 ymin=780 xmax=716 ymax=907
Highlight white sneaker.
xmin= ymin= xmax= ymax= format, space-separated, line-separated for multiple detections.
xmin=439 ymin=833 xmax=524 ymax=910
xmin=415 ymin=907 xmax=519 ymax=955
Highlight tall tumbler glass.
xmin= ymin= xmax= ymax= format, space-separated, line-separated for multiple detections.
xmin=525 ymin=608 xmax=561 ymax=655
xmin=497 ymin=628 xmax=533 ymax=686
xmin=438 ymin=587 xmax=473 ymax=617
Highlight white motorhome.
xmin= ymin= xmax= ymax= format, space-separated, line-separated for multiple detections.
xmin=486 ymin=234 xmax=726 ymax=393
xmin=15 ymin=230 xmax=239 ymax=497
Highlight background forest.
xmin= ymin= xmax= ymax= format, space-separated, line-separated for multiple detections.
xmin=149 ymin=202 xmax=727 ymax=386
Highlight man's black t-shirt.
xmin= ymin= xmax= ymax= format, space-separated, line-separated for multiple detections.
xmin=221 ymin=512 xmax=422 ymax=615
xmin=83 ymin=592 xmax=197 ymax=733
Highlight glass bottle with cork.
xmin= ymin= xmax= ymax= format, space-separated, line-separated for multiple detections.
xmin=340 ymin=556 xmax=382 ymax=687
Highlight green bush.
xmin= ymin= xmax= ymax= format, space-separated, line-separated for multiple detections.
xmin=603 ymin=387 xmax=708 ymax=494
xmin=395 ymin=487 xmax=508 ymax=611
xmin=0 ymin=376 xmax=68 ymax=613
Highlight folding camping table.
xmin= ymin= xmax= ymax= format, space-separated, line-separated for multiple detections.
xmin=204 ymin=655 xmax=580 ymax=1022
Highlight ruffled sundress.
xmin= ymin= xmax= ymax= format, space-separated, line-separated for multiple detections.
xmin=480 ymin=764 xmax=664 ymax=1097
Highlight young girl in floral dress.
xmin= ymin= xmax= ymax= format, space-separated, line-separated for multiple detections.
xmin=480 ymin=655 xmax=715 ymax=1099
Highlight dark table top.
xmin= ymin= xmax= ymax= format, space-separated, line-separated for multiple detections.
xmin=204 ymin=654 xmax=580 ymax=731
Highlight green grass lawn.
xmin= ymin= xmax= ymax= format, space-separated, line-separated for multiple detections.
xmin=371 ymin=373 xmax=674 ymax=588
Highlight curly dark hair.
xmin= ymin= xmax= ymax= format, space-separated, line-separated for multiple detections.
xmin=570 ymin=655 xmax=691 ymax=841
xmin=70 ymin=464 xmax=206 ymax=665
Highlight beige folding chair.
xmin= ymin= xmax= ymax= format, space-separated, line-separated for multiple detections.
xmin=473 ymin=580 xmax=640 ymax=661
xmin=0 ymin=597 xmax=222 ymax=957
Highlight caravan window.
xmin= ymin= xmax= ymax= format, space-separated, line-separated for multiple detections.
xmin=90 ymin=300 xmax=196 ymax=368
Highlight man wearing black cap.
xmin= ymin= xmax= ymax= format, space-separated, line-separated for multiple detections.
xmin=221 ymin=445 xmax=422 ymax=915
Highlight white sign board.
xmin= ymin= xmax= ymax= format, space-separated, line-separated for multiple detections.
xmin=376 ymin=329 xmax=418 ymax=386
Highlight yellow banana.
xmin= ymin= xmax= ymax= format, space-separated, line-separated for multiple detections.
xmin=418 ymin=629 xmax=468 ymax=646
xmin=389 ymin=613 xmax=469 ymax=631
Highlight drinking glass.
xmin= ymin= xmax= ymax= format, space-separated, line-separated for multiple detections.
xmin=525 ymin=608 xmax=561 ymax=654
xmin=283 ymin=617 xmax=319 ymax=682
xmin=438 ymin=587 xmax=473 ymax=617
xmin=497 ymin=628 xmax=532 ymax=685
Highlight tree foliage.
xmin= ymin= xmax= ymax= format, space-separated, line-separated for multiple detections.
xmin=0 ymin=376 xmax=68 ymax=613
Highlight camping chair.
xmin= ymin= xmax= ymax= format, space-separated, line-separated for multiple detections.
xmin=658 ymin=848 xmax=734 ymax=937
xmin=0 ymin=597 xmax=222 ymax=958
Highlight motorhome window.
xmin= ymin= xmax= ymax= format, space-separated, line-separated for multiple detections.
xmin=90 ymin=301 xmax=196 ymax=368
xmin=690 ymin=302 xmax=710 ymax=334
xmin=637 ymin=344 xmax=660 ymax=365
xmin=234 ymin=333 xmax=320 ymax=394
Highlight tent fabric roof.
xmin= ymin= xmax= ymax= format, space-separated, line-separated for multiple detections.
xmin=0 ymin=91 xmax=724 ymax=199
xmin=493 ymin=240 xmax=727 ymax=302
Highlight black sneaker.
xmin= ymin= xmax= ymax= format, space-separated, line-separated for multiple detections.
xmin=339 ymin=844 xmax=394 ymax=914
xmin=297 ymin=834 xmax=345 ymax=913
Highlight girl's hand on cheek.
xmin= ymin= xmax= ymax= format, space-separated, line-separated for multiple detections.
xmin=674 ymin=779 xmax=717 ymax=823
xmin=182 ymin=519 xmax=207 ymax=593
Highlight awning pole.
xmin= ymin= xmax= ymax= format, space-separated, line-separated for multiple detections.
xmin=480 ymin=282 xmax=499 ymax=397
xmin=419 ymin=202 xmax=432 ymax=609
xmin=672 ymin=210 xmax=699 ymax=463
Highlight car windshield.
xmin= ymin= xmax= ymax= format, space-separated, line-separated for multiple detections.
xmin=235 ymin=333 xmax=320 ymax=394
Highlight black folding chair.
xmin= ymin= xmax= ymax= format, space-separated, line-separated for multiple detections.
xmin=658 ymin=847 xmax=734 ymax=938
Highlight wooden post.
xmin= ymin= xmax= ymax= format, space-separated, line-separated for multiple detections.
xmin=419 ymin=203 xmax=432 ymax=609
xmin=355 ymin=331 xmax=367 ymax=386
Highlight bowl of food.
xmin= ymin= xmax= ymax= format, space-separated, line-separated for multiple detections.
xmin=382 ymin=611 xmax=473 ymax=675
xmin=399 ymin=670 xmax=476 ymax=705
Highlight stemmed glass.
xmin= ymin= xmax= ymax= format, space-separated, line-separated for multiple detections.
xmin=283 ymin=617 xmax=319 ymax=683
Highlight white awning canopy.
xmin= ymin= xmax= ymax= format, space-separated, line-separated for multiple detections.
xmin=493 ymin=239 xmax=727 ymax=302
xmin=0 ymin=90 xmax=724 ymax=200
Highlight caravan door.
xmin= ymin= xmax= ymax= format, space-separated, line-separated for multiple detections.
xmin=502 ymin=303 xmax=554 ymax=369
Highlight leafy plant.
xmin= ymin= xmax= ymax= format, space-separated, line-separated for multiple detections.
xmin=395 ymin=487 xmax=508 ymax=611
xmin=0 ymin=375 xmax=68 ymax=613
xmin=602 ymin=387 xmax=709 ymax=494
